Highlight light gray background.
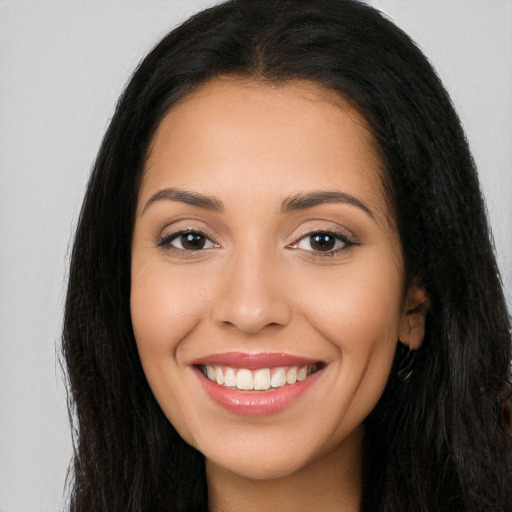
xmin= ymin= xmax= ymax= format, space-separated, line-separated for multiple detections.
xmin=0 ymin=1 xmax=510 ymax=511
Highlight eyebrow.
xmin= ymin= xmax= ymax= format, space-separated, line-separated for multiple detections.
xmin=141 ymin=187 xmax=373 ymax=218
xmin=281 ymin=190 xmax=374 ymax=218
xmin=142 ymin=187 xmax=224 ymax=214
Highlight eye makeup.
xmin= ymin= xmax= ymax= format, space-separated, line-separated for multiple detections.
xmin=156 ymin=228 xmax=219 ymax=253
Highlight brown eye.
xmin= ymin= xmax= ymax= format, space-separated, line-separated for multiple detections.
xmin=295 ymin=231 xmax=357 ymax=254
xmin=180 ymin=232 xmax=207 ymax=250
xmin=310 ymin=233 xmax=336 ymax=251
xmin=158 ymin=230 xmax=216 ymax=251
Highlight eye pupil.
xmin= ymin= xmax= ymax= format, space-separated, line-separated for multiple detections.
xmin=310 ymin=233 xmax=335 ymax=251
xmin=181 ymin=233 xmax=206 ymax=250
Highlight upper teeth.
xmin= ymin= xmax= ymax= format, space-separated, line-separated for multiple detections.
xmin=202 ymin=364 xmax=317 ymax=390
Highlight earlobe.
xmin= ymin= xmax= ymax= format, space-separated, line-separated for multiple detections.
xmin=398 ymin=284 xmax=428 ymax=350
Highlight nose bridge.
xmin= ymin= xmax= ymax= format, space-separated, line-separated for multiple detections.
xmin=212 ymin=240 xmax=292 ymax=334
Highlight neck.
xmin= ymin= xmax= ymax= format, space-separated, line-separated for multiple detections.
xmin=206 ymin=427 xmax=363 ymax=512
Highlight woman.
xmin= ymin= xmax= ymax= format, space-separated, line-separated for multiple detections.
xmin=63 ymin=0 xmax=512 ymax=510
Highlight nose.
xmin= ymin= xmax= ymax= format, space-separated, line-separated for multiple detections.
xmin=212 ymin=249 xmax=293 ymax=335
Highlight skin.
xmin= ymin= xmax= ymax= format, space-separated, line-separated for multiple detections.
xmin=131 ymin=77 xmax=426 ymax=511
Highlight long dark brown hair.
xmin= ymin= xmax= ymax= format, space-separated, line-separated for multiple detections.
xmin=63 ymin=1 xmax=512 ymax=510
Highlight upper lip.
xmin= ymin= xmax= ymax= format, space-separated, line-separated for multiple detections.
xmin=191 ymin=352 xmax=321 ymax=369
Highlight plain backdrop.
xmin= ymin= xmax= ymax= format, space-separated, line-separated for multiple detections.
xmin=0 ymin=1 xmax=510 ymax=510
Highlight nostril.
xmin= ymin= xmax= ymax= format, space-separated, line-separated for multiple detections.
xmin=213 ymin=299 xmax=292 ymax=335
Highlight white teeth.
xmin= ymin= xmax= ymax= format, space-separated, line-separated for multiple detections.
xmin=286 ymin=367 xmax=297 ymax=384
xmin=297 ymin=366 xmax=308 ymax=381
xmin=253 ymin=368 xmax=271 ymax=390
xmin=271 ymin=367 xmax=287 ymax=388
xmin=237 ymin=369 xmax=253 ymax=390
xmin=214 ymin=366 xmax=225 ymax=385
xmin=225 ymin=367 xmax=237 ymax=387
xmin=202 ymin=363 xmax=319 ymax=390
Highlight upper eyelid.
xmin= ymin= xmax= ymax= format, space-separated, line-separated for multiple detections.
xmin=159 ymin=225 xmax=218 ymax=241
xmin=288 ymin=217 xmax=357 ymax=237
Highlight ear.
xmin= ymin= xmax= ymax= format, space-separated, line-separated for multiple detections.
xmin=398 ymin=282 xmax=428 ymax=350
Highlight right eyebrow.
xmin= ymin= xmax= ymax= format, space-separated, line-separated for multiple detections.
xmin=141 ymin=187 xmax=224 ymax=215
xmin=281 ymin=190 xmax=374 ymax=219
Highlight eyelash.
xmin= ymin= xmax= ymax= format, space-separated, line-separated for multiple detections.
xmin=291 ymin=230 xmax=360 ymax=256
xmin=156 ymin=229 xmax=219 ymax=253
xmin=156 ymin=228 xmax=359 ymax=256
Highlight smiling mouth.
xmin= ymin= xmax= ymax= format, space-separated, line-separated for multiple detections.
xmin=198 ymin=363 xmax=321 ymax=391
xmin=193 ymin=353 xmax=325 ymax=415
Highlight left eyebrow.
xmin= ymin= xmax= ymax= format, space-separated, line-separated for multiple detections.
xmin=141 ymin=187 xmax=224 ymax=215
xmin=281 ymin=190 xmax=374 ymax=218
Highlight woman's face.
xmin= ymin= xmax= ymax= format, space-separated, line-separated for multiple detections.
xmin=131 ymin=78 xmax=426 ymax=480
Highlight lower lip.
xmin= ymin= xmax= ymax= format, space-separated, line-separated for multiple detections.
xmin=195 ymin=367 xmax=322 ymax=416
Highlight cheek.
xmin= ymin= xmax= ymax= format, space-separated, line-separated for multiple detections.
xmin=131 ymin=262 xmax=172 ymax=354
xmin=296 ymin=256 xmax=402 ymax=406
xmin=130 ymin=260 xmax=207 ymax=355
xmin=301 ymin=257 xmax=403 ymax=345
xmin=130 ymin=261 xmax=209 ymax=444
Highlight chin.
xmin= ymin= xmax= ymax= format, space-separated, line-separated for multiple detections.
xmin=205 ymin=449 xmax=314 ymax=481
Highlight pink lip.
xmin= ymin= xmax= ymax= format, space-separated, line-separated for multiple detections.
xmin=192 ymin=351 xmax=318 ymax=369
xmin=191 ymin=352 xmax=324 ymax=416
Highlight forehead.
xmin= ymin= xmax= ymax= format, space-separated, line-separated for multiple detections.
xmin=142 ymin=77 xmax=391 ymax=223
